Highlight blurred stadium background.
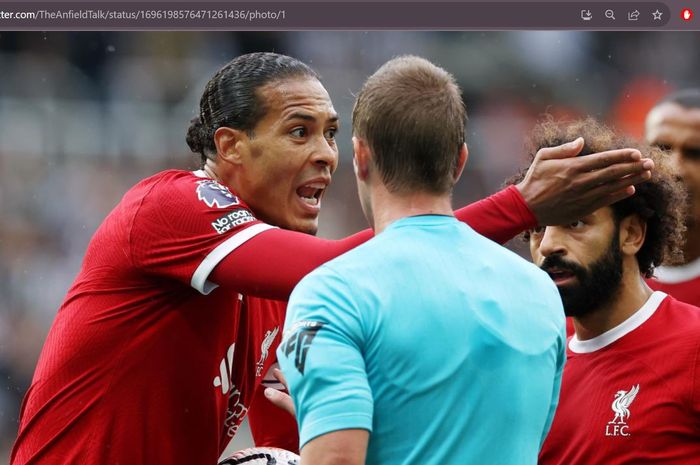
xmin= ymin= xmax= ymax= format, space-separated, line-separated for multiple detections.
xmin=0 ymin=31 xmax=698 ymax=461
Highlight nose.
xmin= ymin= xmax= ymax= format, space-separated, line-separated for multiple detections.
xmin=311 ymin=138 xmax=339 ymax=173
xmin=537 ymin=226 xmax=568 ymax=260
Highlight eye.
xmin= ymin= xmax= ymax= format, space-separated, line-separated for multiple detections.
xmin=683 ymin=147 xmax=700 ymax=160
xmin=654 ymin=143 xmax=672 ymax=153
xmin=567 ymin=220 xmax=585 ymax=229
xmin=324 ymin=127 xmax=338 ymax=140
xmin=290 ymin=127 xmax=307 ymax=138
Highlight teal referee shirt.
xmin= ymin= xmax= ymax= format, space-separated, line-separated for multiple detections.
xmin=278 ymin=215 xmax=565 ymax=465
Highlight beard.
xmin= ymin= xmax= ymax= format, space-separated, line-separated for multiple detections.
xmin=540 ymin=232 xmax=623 ymax=318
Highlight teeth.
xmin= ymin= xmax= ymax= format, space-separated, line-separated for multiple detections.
xmin=305 ymin=183 xmax=326 ymax=189
xmin=300 ymin=196 xmax=319 ymax=206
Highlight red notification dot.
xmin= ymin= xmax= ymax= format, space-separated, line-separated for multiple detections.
xmin=681 ymin=8 xmax=693 ymax=21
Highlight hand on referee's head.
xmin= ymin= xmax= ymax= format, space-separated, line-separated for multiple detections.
xmin=264 ymin=368 xmax=296 ymax=416
xmin=516 ymin=137 xmax=654 ymax=226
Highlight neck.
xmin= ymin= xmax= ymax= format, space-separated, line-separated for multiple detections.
xmin=202 ymin=160 xmax=237 ymax=190
xmin=371 ymin=186 xmax=454 ymax=234
xmin=202 ymin=162 xmax=221 ymax=182
xmin=573 ymin=262 xmax=653 ymax=341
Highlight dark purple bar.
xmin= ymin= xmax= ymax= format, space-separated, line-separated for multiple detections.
xmin=0 ymin=2 xmax=679 ymax=30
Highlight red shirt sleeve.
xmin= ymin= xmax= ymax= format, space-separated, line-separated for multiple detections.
xmin=210 ymin=228 xmax=372 ymax=301
xmin=211 ymin=186 xmax=536 ymax=301
xmin=129 ymin=171 xmax=273 ymax=293
xmin=454 ymin=185 xmax=537 ymax=244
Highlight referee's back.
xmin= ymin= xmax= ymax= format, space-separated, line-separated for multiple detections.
xmin=283 ymin=214 xmax=566 ymax=465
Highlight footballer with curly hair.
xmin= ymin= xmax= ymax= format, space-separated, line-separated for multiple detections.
xmin=515 ymin=118 xmax=700 ymax=465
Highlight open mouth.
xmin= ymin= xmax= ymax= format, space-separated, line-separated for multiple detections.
xmin=296 ymin=182 xmax=326 ymax=207
xmin=545 ymin=267 xmax=576 ymax=285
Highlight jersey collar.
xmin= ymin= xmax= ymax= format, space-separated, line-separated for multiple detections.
xmin=652 ymin=257 xmax=700 ymax=283
xmin=568 ymin=291 xmax=667 ymax=354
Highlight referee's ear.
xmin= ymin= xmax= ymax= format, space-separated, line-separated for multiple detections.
xmin=352 ymin=136 xmax=372 ymax=182
xmin=452 ymin=143 xmax=469 ymax=183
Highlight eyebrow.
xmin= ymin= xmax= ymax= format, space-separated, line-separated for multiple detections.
xmin=284 ymin=112 xmax=339 ymax=124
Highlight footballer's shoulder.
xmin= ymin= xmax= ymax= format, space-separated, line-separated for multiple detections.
xmin=137 ymin=168 xmax=217 ymax=186
xmin=141 ymin=168 xmax=207 ymax=189
xmin=661 ymin=294 xmax=700 ymax=327
xmin=129 ymin=169 xmax=244 ymax=208
xmin=640 ymin=295 xmax=700 ymax=356
xmin=123 ymin=168 xmax=192 ymax=196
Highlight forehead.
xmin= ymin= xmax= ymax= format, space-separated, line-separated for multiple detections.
xmin=532 ymin=207 xmax=614 ymax=241
xmin=646 ymin=102 xmax=700 ymax=148
xmin=256 ymin=77 xmax=336 ymax=124
xmin=585 ymin=206 xmax=614 ymax=222
xmin=564 ymin=207 xmax=616 ymax=232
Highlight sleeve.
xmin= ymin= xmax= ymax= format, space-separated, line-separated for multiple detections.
xmin=276 ymin=267 xmax=373 ymax=448
xmin=209 ymin=228 xmax=372 ymax=301
xmin=128 ymin=174 xmax=276 ymax=294
xmin=454 ymin=185 xmax=537 ymax=244
xmin=148 ymin=178 xmax=531 ymax=299
xmin=247 ymin=375 xmax=300 ymax=453
xmin=208 ymin=186 xmax=533 ymax=301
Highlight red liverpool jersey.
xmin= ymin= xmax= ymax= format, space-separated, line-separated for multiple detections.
xmin=11 ymin=170 xmax=291 ymax=464
xmin=539 ymin=292 xmax=700 ymax=465
xmin=647 ymin=258 xmax=700 ymax=307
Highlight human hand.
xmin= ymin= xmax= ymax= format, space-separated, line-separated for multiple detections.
xmin=264 ymin=368 xmax=295 ymax=416
xmin=517 ymin=137 xmax=654 ymax=225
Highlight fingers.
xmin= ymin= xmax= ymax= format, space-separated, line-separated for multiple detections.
xmin=263 ymin=368 xmax=295 ymax=415
xmin=569 ymin=171 xmax=650 ymax=217
xmin=264 ymin=387 xmax=296 ymax=416
xmin=572 ymin=148 xmax=645 ymax=172
xmin=576 ymin=158 xmax=652 ymax=188
xmin=521 ymin=144 xmax=654 ymax=225
xmin=535 ymin=137 xmax=584 ymax=160
xmin=604 ymin=186 xmax=637 ymax=205
xmin=273 ymin=368 xmax=288 ymax=390
xmin=584 ymin=170 xmax=651 ymax=201
xmin=569 ymin=187 xmax=635 ymax=219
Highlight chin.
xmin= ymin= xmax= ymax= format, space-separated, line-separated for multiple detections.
xmin=288 ymin=218 xmax=319 ymax=235
xmin=297 ymin=225 xmax=318 ymax=235
xmin=260 ymin=210 xmax=318 ymax=235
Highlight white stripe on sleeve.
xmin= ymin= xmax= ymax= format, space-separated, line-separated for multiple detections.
xmin=191 ymin=223 xmax=277 ymax=295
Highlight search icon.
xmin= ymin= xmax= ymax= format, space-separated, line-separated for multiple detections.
xmin=605 ymin=9 xmax=616 ymax=19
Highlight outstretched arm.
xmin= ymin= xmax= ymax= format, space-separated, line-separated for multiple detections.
xmin=209 ymin=228 xmax=373 ymax=301
xmin=210 ymin=139 xmax=652 ymax=300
